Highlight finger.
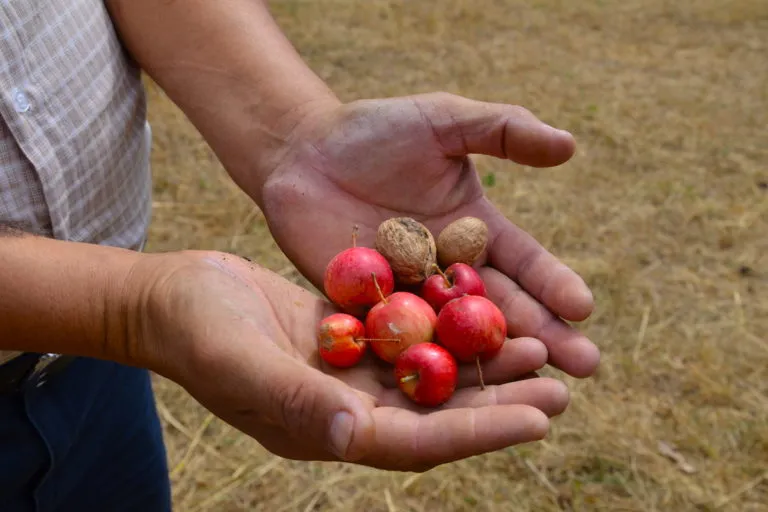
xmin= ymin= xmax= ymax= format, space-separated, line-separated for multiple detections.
xmin=373 ymin=337 xmax=548 ymax=388
xmin=363 ymin=404 xmax=549 ymax=471
xmin=477 ymin=200 xmax=595 ymax=322
xmin=242 ymin=422 xmax=335 ymax=463
xmin=255 ymin=351 xmax=377 ymax=462
xmin=377 ymin=376 xmax=569 ymax=418
xmin=233 ymin=379 xmax=560 ymax=472
xmin=455 ymin=337 xmax=548 ymax=388
xmin=479 ymin=266 xmax=600 ymax=378
xmin=411 ymin=92 xmax=576 ymax=167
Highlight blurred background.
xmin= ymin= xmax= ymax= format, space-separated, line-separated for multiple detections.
xmin=143 ymin=1 xmax=767 ymax=510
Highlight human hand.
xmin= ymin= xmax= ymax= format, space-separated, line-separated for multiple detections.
xmin=105 ymin=0 xmax=597 ymax=378
xmin=128 ymin=251 xmax=569 ymax=471
xmin=259 ymin=92 xmax=599 ymax=379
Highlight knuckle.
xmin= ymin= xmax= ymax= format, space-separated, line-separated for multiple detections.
xmin=496 ymin=288 xmax=534 ymax=334
xmin=515 ymin=247 xmax=545 ymax=296
xmin=425 ymin=90 xmax=455 ymax=104
xmin=496 ymin=287 xmax=523 ymax=318
xmin=507 ymin=104 xmax=533 ymax=119
xmin=488 ymin=386 xmax=500 ymax=407
xmin=275 ymin=379 xmax=316 ymax=434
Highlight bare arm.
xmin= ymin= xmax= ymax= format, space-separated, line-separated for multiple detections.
xmin=105 ymin=0 xmax=339 ymax=204
xmin=102 ymin=0 xmax=599 ymax=383
xmin=3 ymin=1 xmax=331 ymax=360
xmin=3 ymin=0 xmax=301 ymax=357
xmin=0 ymin=227 xmax=142 ymax=364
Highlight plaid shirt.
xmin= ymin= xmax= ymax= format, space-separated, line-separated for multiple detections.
xmin=0 ymin=1 xmax=153 ymax=364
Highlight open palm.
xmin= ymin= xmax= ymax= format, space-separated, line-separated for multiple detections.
xmin=160 ymin=252 xmax=569 ymax=472
xmin=261 ymin=92 xmax=599 ymax=378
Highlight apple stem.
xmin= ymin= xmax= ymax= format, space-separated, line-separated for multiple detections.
xmin=432 ymin=263 xmax=451 ymax=287
xmin=351 ymin=224 xmax=359 ymax=247
xmin=400 ymin=374 xmax=419 ymax=384
xmin=372 ymin=272 xmax=388 ymax=303
xmin=476 ymin=356 xmax=486 ymax=390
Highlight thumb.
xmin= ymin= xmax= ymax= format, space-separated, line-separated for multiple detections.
xmin=411 ymin=92 xmax=576 ymax=167
xmin=261 ymin=354 xmax=375 ymax=462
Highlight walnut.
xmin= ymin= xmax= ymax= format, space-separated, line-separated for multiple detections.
xmin=375 ymin=217 xmax=437 ymax=285
xmin=436 ymin=217 xmax=488 ymax=267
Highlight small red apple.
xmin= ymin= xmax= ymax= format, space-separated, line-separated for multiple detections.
xmin=421 ymin=263 xmax=486 ymax=313
xmin=435 ymin=295 xmax=507 ymax=389
xmin=395 ymin=343 xmax=458 ymax=407
xmin=316 ymin=313 xmax=368 ymax=368
xmin=365 ymin=291 xmax=438 ymax=363
xmin=323 ymin=227 xmax=395 ymax=317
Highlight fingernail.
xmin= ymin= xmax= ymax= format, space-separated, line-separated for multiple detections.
xmin=576 ymin=280 xmax=594 ymax=303
xmin=329 ymin=411 xmax=354 ymax=460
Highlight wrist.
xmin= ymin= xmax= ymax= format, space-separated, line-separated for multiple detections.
xmin=115 ymin=250 xmax=240 ymax=383
xmin=240 ymin=93 xmax=342 ymax=205
xmin=113 ymin=251 xmax=200 ymax=379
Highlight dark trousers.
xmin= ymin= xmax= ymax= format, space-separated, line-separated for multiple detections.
xmin=0 ymin=357 xmax=172 ymax=511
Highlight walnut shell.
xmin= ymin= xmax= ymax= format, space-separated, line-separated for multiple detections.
xmin=375 ymin=217 xmax=437 ymax=285
xmin=436 ymin=217 xmax=488 ymax=267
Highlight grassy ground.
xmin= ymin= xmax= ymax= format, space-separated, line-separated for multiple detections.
xmin=143 ymin=1 xmax=768 ymax=510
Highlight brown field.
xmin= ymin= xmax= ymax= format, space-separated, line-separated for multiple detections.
xmin=142 ymin=0 xmax=768 ymax=510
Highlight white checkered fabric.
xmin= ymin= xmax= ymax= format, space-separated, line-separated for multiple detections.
xmin=0 ymin=0 xmax=153 ymax=363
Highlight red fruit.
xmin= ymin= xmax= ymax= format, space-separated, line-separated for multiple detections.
xmin=323 ymin=227 xmax=395 ymax=317
xmin=421 ymin=263 xmax=486 ymax=313
xmin=395 ymin=343 xmax=458 ymax=407
xmin=365 ymin=291 xmax=437 ymax=363
xmin=317 ymin=313 xmax=368 ymax=368
xmin=435 ymin=295 xmax=507 ymax=389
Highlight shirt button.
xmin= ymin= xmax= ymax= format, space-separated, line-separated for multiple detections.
xmin=12 ymin=87 xmax=31 ymax=113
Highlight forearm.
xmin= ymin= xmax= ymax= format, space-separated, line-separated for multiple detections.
xmin=0 ymin=228 xmax=141 ymax=363
xmin=105 ymin=0 xmax=339 ymax=204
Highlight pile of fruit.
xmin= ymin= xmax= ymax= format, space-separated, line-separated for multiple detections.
xmin=316 ymin=216 xmax=507 ymax=408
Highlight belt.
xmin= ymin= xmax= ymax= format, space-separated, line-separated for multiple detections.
xmin=0 ymin=353 xmax=76 ymax=395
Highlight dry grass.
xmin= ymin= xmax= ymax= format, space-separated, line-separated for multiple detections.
xmin=142 ymin=0 xmax=768 ymax=510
